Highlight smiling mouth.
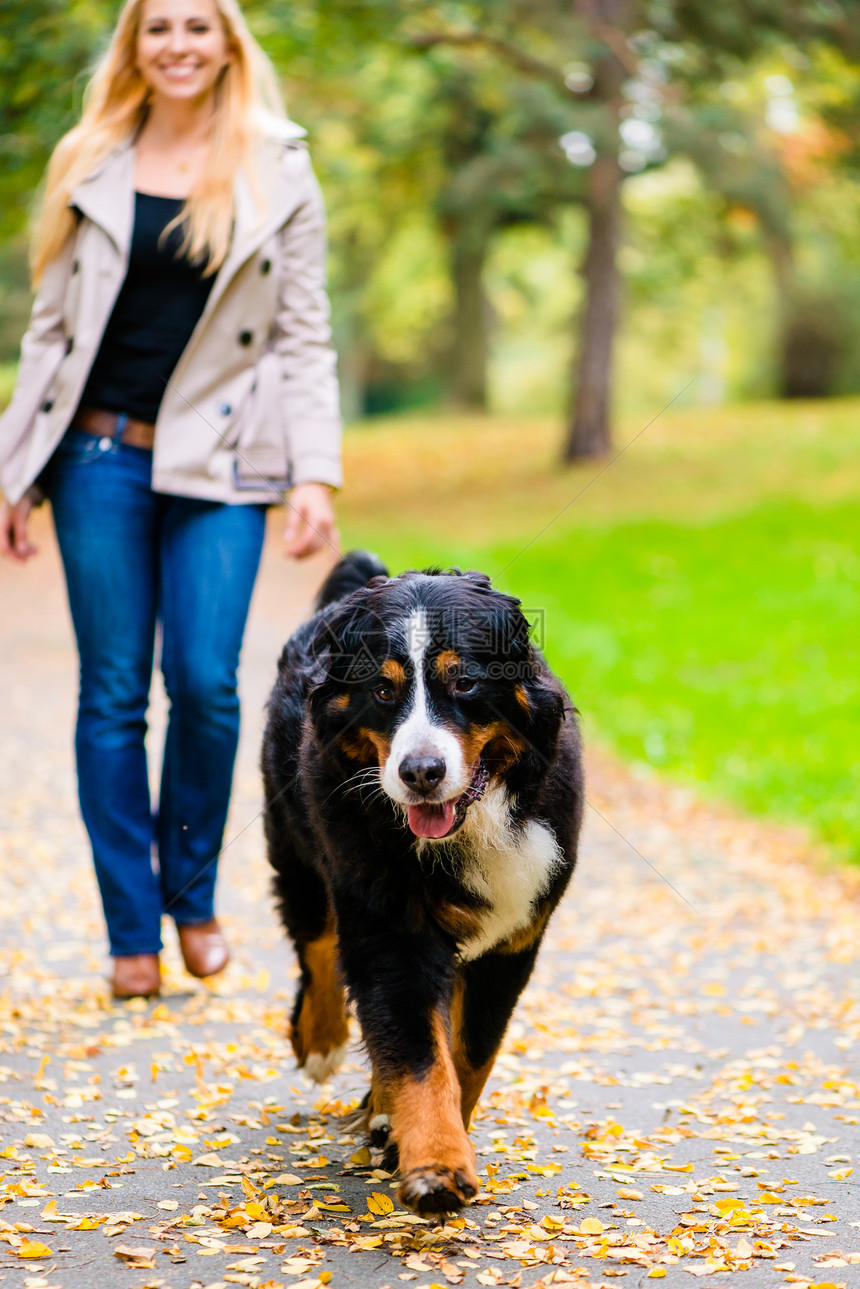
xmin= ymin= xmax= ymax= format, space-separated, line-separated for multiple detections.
xmin=405 ymin=760 xmax=489 ymax=840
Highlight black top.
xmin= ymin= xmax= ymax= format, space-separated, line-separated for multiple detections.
xmin=81 ymin=192 xmax=215 ymax=424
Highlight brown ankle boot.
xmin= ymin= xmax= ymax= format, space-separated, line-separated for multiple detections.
xmin=177 ymin=919 xmax=229 ymax=978
xmin=111 ymin=953 xmax=161 ymax=999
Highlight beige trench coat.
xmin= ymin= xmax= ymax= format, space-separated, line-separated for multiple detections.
xmin=0 ymin=122 xmax=342 ymax=507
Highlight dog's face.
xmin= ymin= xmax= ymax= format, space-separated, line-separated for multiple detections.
xmin=308 ymin=571 xmax=563 ymax=840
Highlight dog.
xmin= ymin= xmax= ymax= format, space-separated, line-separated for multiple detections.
xmin=262 ymin=553 xmax=583 ymax=1215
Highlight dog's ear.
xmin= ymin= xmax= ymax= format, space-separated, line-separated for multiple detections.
xmin=303 ymin=648 xmax=333 ymax=704
xmin=305 ymin=593 xmax=381 ymax=712
xmin=488 ymin=588 xmax=534 ymax=664
xmin=303 ymin=608 xmax=343 ymax=704
xmin=498 ymin=595 xmax=565 ymax=765
xmin=502 ymin=658 xmax=567 ymax=793
xmin=520 ymin=662 xmax=566 ymax=750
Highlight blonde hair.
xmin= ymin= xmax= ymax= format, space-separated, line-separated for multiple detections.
xmin=31 ymin=0 xmax=286 ymax=283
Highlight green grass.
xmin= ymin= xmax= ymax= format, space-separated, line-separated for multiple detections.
xmin=338 ymin=400 xmax=860 ymax=858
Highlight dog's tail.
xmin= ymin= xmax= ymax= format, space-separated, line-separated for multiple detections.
xmin=314 ymin=550 xmax=388 ymax=612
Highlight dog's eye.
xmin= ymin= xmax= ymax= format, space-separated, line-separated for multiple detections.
xmin=452 ymin=676 xmax=477 ymax=695
xmin=373 ymin=683 xmax=396 ymax=704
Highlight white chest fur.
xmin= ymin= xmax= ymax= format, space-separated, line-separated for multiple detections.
xmin=446 ymin=783 xmax=562 ymax=961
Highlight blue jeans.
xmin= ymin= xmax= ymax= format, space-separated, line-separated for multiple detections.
xmin=45 ymin=429 xmax=266 ymax=956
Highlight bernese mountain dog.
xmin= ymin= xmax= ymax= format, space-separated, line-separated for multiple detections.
xmin=262 ymin=553 xmax=583 ymax=1215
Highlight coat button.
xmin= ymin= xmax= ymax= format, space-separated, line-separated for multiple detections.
xmin=41 ymin=400 xmax=54 ymax=413
xmin=219 ymin=402 xmax=232 ymax=416
xmin=260 ymin=259 xmax=272 ymax=275
xmin=238 ymin=329 xmax=253 ymax=346
xmin=66 ymin=337 xmax=74 ymax=354
xmin=72 ymin=260 xmax=80 ymax=275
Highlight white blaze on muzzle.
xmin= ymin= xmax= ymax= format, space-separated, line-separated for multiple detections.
xmin=380 ymin=608 xmax=467 ymax=810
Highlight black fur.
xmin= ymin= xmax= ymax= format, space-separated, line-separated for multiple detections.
xmin=262 ymin=552 xmax=583 ymax=1214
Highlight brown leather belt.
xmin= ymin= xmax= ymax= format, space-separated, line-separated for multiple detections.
xmin=72 ymin=406 xmax=156 ymax=450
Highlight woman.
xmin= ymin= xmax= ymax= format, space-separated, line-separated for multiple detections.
xmin=0 ymin=0 xmax=342 ymax=999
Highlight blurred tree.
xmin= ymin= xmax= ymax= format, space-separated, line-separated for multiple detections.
xmin=258 ymin=0 xmax=585 ymax=411
xmin=771 ymin=47 xmax=860 ymax=396
xmin=561 ymin=0 xmax=860 ymax=458
xmin=263 ymin=0 xmax=860 ymax=418
xmin=420 ymin=64 xmax=584 ymax=408
xmin=0 ymin=0 xmax=110 ymax=242
xmin=563 ymin=0 xmax=629 ymax=459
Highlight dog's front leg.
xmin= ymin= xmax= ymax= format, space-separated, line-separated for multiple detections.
xmin=386 ymin=1004 xmax=478 ymax=1215
xmin=336 ymin=911 xmax=478 ymax=1216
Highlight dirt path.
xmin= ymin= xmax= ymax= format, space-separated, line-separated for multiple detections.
xmin=0 ymin=510 xmax=858 ymax=1289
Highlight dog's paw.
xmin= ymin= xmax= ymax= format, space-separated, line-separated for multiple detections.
xmin=369 ymin=1113 xmax=391 ymax=1147
xmin=342 ymin=1087 xmax=390 ymax=1136
xmin=398 ymin=1164 xmax=478 ymax=1216
xmin=301 ymin=1042 xmax=348 ymax=1084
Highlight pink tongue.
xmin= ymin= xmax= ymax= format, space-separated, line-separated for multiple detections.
xmin=407 ymin=801 xmax=456 ymax=839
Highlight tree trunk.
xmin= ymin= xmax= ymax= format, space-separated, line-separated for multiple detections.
xmin=563 ymin=0 xmax=629 ymax=462
xmin=563 ymin=152 xmax=623 ymax=459
xmin=337 ymin=337 xmax=370 ymax=423
xmin=447 ymin=233 xmax=489 ymax=410
xmin=332 ymin=231 xmax=372 ymax=421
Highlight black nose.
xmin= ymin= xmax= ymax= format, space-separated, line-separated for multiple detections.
xmin=399 ymin=754 xmax=446 ymax=794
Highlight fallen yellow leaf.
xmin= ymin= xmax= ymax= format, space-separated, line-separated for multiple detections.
xmin=366 ymin=1191 xmax=395 ymax=1216
xmin=24 ymin=1134 xmax=54 ymax=1150
xmin=579 ymin=1217 xmax=604 ymax=1234
xmin=17 ymin=1241 xmax=53 ymax=1258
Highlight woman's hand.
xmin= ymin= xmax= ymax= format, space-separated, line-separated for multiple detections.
xmin=0 ymin=494 xmax=38 ymax=563
xmin=283 ymin=482 xmax=339 ymax=560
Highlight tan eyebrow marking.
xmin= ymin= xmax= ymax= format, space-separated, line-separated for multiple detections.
xmin=514 ymin=684 xmax=530 ymax=712
xmin=330 ymin=693 xmax=350 ymax=711
xmin=434 ymin=650 xmax=461 ymax=679
xmin=380 ymin=659 xmax=407 ymax=686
